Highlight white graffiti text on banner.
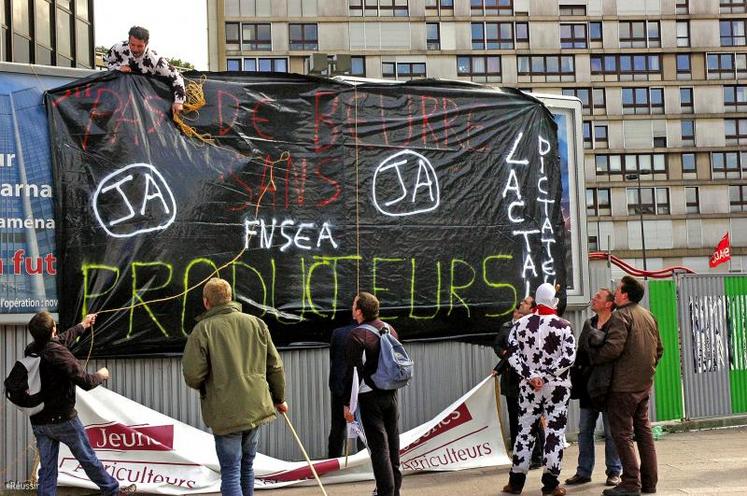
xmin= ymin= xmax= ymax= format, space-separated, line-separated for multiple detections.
xmin=373 ymin=150 xmax=440 ymax=217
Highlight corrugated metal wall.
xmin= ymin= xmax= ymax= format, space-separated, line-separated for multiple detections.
xmin=677 ymin=274 xmax=733 ymax=418
xmin=1 ymin=317 xmax=592 ymax=482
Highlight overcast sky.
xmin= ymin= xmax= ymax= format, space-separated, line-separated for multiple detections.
xmin=94 ymin=0 xmax=209 ymax=70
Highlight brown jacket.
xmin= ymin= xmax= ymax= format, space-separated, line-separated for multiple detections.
xmin=589 ymin=302 xmax=663 ymax=393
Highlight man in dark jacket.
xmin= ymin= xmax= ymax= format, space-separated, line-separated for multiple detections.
xmin=589 ymin=276 xmax=664 ymax=496
xmin=24 ymin=311 xmax=119 ymax=496
xmin=493 ymin=297 xmax=543 ymax=469
xmin=327 ymin=322 xmax=359 ymax=458
xmin=343 ymin=292 xmax=401 ymax=496
xmin=566 ymin=288 xmax=621 ymax=487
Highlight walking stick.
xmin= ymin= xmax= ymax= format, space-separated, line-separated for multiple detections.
xmin=282 ymin=412 xmax=328 ymax=496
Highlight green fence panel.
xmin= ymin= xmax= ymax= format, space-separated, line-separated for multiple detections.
xmin=724 ymin=276 xmax=747 ymax=414
xmin=649 ymin=280 xmax=684 ymax=421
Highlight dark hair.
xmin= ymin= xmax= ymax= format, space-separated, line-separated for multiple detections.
xmin=355 ymin=292 xmax=380 ymax=321
xmin=128 ymin=26 xmax=150 ymax=43
xmin=526 ymin=295 xmax=537 ymax=308
xmin=28 ymin=311 xmax=55 ymax=345
xmin=620 ymin=276 xmax=645 ymax=303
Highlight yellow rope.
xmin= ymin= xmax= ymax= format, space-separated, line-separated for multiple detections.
xmin=172 ymin=75 xmax=215 ymax=144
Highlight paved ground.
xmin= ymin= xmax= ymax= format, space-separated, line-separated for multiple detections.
xmin=3 ymin=426 xmax=746 ymax=496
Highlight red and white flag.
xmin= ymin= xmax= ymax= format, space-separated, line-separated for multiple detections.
xmin=709 ymin=232 xmax=731 ymax=268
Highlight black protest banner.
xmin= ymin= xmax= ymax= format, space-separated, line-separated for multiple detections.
xmin=46 ymin=71 xmax=565 ymax=356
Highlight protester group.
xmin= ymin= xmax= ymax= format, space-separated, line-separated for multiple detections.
xmin=4 ymin=24 xmax=664 ymax=496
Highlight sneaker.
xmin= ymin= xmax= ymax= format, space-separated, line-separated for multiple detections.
xmin=565 ymin=474 xmax=591 ymax=485
xmin=606 ymin=474 xmax=622 ymax=486
xmin=118 ymin=484 xmax=137 ymax=494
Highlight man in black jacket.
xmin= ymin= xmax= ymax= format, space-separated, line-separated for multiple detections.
xmin=327 ymin=322 xmax=358 ymax=458
xmin=24 ymin=311 xmax=120 ymax=496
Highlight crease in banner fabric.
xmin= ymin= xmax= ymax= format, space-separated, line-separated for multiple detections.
xmin=56 ymin=376 xmax=509 ymax=493
xmin=44 ymin=71 xmax=565 ymax=356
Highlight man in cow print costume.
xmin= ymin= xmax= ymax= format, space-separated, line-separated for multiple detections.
xmin=106 ymin=26 xmax=186 ymax=115
xmin=502 ymin=283 xmax=576 ymax=496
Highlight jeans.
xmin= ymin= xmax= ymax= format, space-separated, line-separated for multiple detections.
xmin=576 ymin=407 xmax=622 ymax=478
xmin=214 ymin=428 xmax=260 ymax=496
xmin=32 ymin=416 xmax=119 ymax=496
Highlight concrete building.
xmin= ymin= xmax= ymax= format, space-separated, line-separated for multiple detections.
xmin=207 ymin=0 xmax=747 ymax=273
xmin=0 ymin=0 xmax=94 ymax=68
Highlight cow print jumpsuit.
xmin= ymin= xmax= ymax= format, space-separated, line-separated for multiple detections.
xmin=507 ymin=311 xmax=576 ymax=478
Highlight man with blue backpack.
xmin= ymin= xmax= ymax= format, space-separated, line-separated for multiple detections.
xmin=342 ymin=292 xmax=412 ymax=496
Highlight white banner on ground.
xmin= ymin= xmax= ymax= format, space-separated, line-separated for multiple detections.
xmin=57 ymin=376 xmax=509 ymax=494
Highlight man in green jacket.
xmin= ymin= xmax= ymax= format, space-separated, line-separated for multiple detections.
xmin=183 ymin=277 xmax=287 ymax=496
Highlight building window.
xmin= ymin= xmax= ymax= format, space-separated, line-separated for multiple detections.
xmin=676 ymin=0 xmax=689 ymax=14
xmin=589 ymin=235 xmax=599 ymax=251
xmin=721 ymin=0 xmax=747 ymax=13
xmin=587 ymin=188 xmax=611 ymax=216
xmin=725 ymin=118 xmax=747 ymax=144
xmin=351 ymin=56 xmax=366 ymax=76
xmin=589 ymin=22 xmax=603 ymax=42
xmin=677 ymin=21 xmax=690 ymax=47
xmin=561 ymin=87 xmax=605 ymax=115
xmin=559 ymin=4 xmax=586 ymax=15
xmin=515 ymin=22 xmax=529 ymax=43
xmin=383 ymin=62 xmax=426 ymax=80
xmin=591 ymin=54 xmax=662 ymax=80
xmin=227 ymin=58 xmax=241 ymax=71
xmin=226 ymin=22 xmax=240 ymax=50
xmin=619 ymin=21 xmax=659 ymax=48
xmin=242 ymin=23 xmax=272 ymax=51
xmin=622 ymin=87 xmax=664 ymax=115
xmin=351 ymin=0 xmax=409 ymax=16
xmin=583 ymin=121 xmax=592 ymax=148
xmin=457 ymin=55 xmax=501 ymax=82
xmin=596 ymin=153 xmax=667 ymax=177
xmin=676 ymin=54 xmax=691 ymax=78
xmin=711 ymin=151 xmax=744 ymax=178
xmin=685 ymin=187 xmax=700 ymax=214
xmin=471 ymin=22 xmax=515 ymax=49
xmin=517 ymin=55 xmax=575 ymax=81
xmin=724 ymin=85 xmax=747 ymax=111
xmin=730 ymin=184 xmax=747 ymax=211
xmin=425 ymin=0 xmax=453 ymax=16
xmin=470 ymin=0 xmax=513 ymax=16
xmin=682 ymin=153 xmax=696 ymax=173
xmin=681 ymin=119 xmax=695 ymax=145
xmin=244 ymin=57 xmax=288 ymax=72
xmin=707 ymin=53 xmax=747 ymax=79
xmin=560 ymin=23 xmax=587 ymax=48
xmin=627 ymin=187 xmax=670 ymax=215
xmin=289 ymin=24 xmax=318 ymax=50
xmin=595 ymin=124 xmax=608 ymax=148
xmin=426 ymin=23 xmax=440 ymax=50
xmin=720 ymin=20 xmax=746 ymax=46
xmin=680 ymin=87 xmax=693 ymax=113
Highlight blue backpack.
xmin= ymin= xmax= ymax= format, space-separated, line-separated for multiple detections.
xmin=359 ymin=324 xmax=414 ymax=390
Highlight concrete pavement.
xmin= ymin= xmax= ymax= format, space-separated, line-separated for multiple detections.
xmin=2 ymin=426 xmax=745 ymax=496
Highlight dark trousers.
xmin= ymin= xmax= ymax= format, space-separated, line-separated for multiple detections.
xmin=328 ymin=393 xmax=348 ymax=458
xmin=506 ymin=394 xmax=544 ymax=463
xmin=607 ymin=389 xmax=658 ymax=492
xmin=359 ymin=390 xmax=401 ymax=496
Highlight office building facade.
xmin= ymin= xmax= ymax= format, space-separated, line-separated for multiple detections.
xmin=208 ymin=0 xmax=747 ymax=273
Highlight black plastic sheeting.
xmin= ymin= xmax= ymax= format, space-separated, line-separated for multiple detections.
xmin=45 ymin=71 xmax=565 ymax=357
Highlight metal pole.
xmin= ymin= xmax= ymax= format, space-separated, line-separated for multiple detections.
xmin=638 ymin=173 xmax=648 ymax=278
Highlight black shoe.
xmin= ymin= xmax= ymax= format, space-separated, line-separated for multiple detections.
xmin=529 ymin=460 xmax=542 ymax=470
xmin=641 ymin=488 xmax=656 ymax=494
xmin=602 ymin=487 xmax=641 ymax=496
xmin=565 ymin=474 xmax=591 ymax=485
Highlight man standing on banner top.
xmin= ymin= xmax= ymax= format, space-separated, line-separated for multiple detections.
xmin=493 ymin=296 xmax=545 ymax=469
xmin=343 ymin=292 xmax=402 ymax=496
xmin=565 ymin=288 xmax=622 ymax=488
xmin=106 ymin=26 xmax=186 ymax=115
xmin=20 ymin=311 xmax=122 ymax=496
xmin=183 ymin=278 xmax=287 ymax=496
xmin=588 ymin=276 xmax=663 ymax=496
xmin=502 ymin=283 xmax=576 ymax=496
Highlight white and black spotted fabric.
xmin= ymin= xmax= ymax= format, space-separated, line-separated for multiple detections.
xmin=507 ymin=312 xmax=576 ymax=477
xmin=106 ymin=41 xmax=186 ymax=104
